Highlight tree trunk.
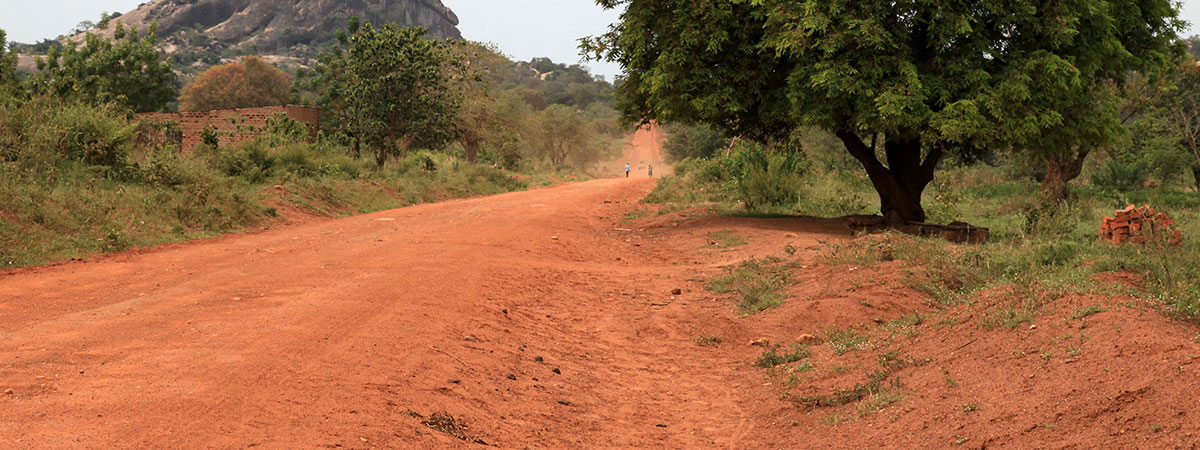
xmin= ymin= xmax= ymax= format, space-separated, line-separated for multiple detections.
xmin=1041 ymin=158 xmax=1069 ymax=202
xmin=835 ymin=130 xmax=943 ymax=226
xmin=1040 ymin=150 xmax=1089 ymax=202
xmin=375 ymin=147 xmax=388 ymax=169
xmin=463 ymin=132 xmax=479 ymax=163
xmin=1192 ymin=164 xmax=1200 ymax=192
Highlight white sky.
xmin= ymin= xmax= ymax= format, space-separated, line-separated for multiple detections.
xmin=0 ymin=0 xmax=625 ymax=80
xmin=2 ymin=0 xmax=1200 ymax=81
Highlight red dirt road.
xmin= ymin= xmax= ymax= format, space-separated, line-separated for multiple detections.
xmin=4 ymin=127 xmax=1200 ymax=448
xmin=0 ymin=174 xmax=840 ymax=448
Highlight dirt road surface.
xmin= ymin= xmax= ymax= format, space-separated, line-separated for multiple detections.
xmin=4 ymin=127 xmax=1200 ymax=449
xmin=1 ymin=176 xmax=762 ymax=448
xmin=0 ymin=127 xmax=792 ymax=448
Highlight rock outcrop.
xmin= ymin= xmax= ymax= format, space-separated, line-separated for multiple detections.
xmin=70 ymin=0 xmax=461 ymax=73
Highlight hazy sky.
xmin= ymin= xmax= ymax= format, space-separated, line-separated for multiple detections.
xmin=0 ymin=0 xmax=625 ymax=80
xmin=3 ymin=0 xmax=1200 ymax=82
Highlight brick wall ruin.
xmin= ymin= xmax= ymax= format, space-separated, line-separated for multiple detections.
xmin=138 ymin=105 xmax=320 ymax=149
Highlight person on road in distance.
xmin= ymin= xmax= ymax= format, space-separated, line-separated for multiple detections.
xmin=648 ymin=164 xmax=653 ymax=177
xmin=625 ymin=163 xmax=631 ymax=178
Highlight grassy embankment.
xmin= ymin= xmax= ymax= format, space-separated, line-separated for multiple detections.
xmin=654 ymin=147 xmax=1199 ymax=426
xmin=646 ymin=152 xmax=1200 ymax=322
xmin=0 ymin=99 xmax=588 ymax=268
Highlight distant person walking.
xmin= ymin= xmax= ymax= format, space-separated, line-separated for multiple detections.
xmin=648 ymin=164 xmax=653 ymax=177
xmin=625 ymin=163 xmax=631 ymax=178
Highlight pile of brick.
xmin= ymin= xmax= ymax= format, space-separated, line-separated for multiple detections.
xmin=1099 ymin=205 xmax=1182 ymax=246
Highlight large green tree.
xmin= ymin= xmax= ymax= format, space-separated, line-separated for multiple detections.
xmin=443 ymin=40 xmax=512 ymax=163
xmin=31 ymin=23 xmax=176 ymax=113
xmin=586 ymin=0 xmax=1184 ymax=224
xmin=343 ymin=23 xmax=460 ymax=168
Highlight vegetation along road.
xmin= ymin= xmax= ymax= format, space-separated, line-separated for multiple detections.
xmin=2 ymin=131 xmax=1199 ymax=449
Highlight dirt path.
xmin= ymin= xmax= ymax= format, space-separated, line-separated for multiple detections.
xmin=4 ymin=127 xmax=1200 ymax=448
xmin=606 ymin=124 xmax=670 ymax=179
xmin=0 ymin=123 xmax=836 ymax=449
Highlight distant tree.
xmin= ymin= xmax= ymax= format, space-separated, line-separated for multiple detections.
xmin=507 ymin=87 xmax=548 ymax=111
xmin=179 ymin=56 xmax=292 ymax=112
xmin=0 ymin=30 xmax=17 ymax=88
xmin=663 ymin=123 xmax=727 ymax=162
xmin=73 ymin=21 xmax=97 ymax=35
xmin=485 ymin=90 xmax=534 ymax=168
xmin=31 ymin=23 xmax=176 ymax=112
xmin=533 ymin=105 xmax=586 ymax=166
xmin=586 ymin=1 xmax=1185 ymax=223
xmin=1187 ymin=36 xmax=1200 ymax=61
xmin=1159 ymin=63 xmax=1200 ymax=190
xmin=296 ymin=20 xmax=358 ymax=151
xmin=443 ymin=40 xmax=513 ymax=163
xmin=343 ymin=23 xmax=459 ymax=167
xmin=530 ymin=104 xmax=615 ymax=167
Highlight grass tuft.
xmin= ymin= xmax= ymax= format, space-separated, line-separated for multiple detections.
xmin=708 ymin=256 xmax=794 ymax=314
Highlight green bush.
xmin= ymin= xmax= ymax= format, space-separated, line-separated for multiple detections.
xmin=0 ymin=98 xmax=135 ymax=170
xmin=274 ymin=144 xmax=317 ymax=176
xmin=726 ymin=142 xmax=807 ymax=210
xmin=740 ymin=154 xmax=804 ymax=210
xmin=1091 ymin=157 xmax=1148 ymax=193
xmin=211 ymin=142 xmax=275 ymax=183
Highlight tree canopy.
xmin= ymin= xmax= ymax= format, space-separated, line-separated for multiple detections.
xmin=586 ymin=0 xmax=1185 ymax=224
xmin=179 ymin=56 xmax=292 ymax=112
xmin=343 ymin=23 xmax=460 ymax=167
xmin=30 ymin=23 xmax=176 ymax=113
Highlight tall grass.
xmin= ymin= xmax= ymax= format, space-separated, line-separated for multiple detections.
xmin=0 ymin=98 xmax=546 ymax=267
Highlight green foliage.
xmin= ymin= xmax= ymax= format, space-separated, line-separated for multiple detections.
xmin=755 ymin=345 xmax=810 ymax=368
xmin=823 ymin=327 xmax=868 ymax=355
xmin=663 ymin=122 xmax=727 ymax=161
xmin=210 ymin=142 xmax=275 ymax=183
xmin=531 ymin=104 xmax=616 ymax=167
xmin=29 ymin=23 xmax=176 ymax=112
xmin=587 ymin=0 xmax=1186 ymax=223
xmin=708 ymin=256 xmax=793 ymax=314
xmin=694 ymin=334 xmax=723 ymax=347
xmin=1091 ymin=157 xmax=1150 ymax=193
xmin=0 ymin=30 xmax=17 ymax=89
xmin=342 ymin=24 xmax=460 ymax=167
xmin=298 ymin=22 xmax=622 ymax=172
xmin=0 ymin=97 xmax=134 ymax=169
xmin=0 ymin=96 xmax=543 ymax=268
xmin=1157 ymin=63 xmax=1200 ymax=190
xmin=705 ymin=230 xmax=746 ymax=248
xmin=738 ymin=147 xmax=806 ymax=210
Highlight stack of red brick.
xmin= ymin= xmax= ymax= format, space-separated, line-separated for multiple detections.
xmin=1099 ymin=205 xmax=1182 ymax=246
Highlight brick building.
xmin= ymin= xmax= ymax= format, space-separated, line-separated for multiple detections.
xmin=138 ymin=105 xmax=320 ymax=149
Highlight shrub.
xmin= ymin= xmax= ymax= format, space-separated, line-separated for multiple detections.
xmin=726 ymin=142 xmax=807 ymax=210
xmin=210 ymin=142 xmax=274 ymax=183
xmin=740 ymin=153 xmax=805 ymax=210
xmin=1091 ymin=157 xmax=1148 ymax=192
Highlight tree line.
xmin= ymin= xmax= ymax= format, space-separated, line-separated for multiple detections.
xmin=1 ymin=18 xmax=624 ymax=172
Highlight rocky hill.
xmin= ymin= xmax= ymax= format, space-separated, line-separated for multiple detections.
xmin=79 ymin=0 xmax=462 ymax=73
